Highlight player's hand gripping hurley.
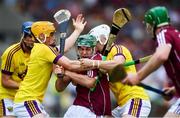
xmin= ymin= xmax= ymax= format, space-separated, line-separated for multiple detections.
xmin=54 ymin=9 xmax=71 ymax=78
xmin=54 ymin=9 xmax=71 ymax=54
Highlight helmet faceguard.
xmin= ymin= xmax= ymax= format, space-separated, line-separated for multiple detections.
xmin=89 ymin=24 xmax=110 ymax=45
xmin=31 ymin=21 xmax=56 ymax=43
xmin=76 ymin=34 xmax=97 ymax=58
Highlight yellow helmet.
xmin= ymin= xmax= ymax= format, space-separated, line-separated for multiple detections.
xmin=31 ymin=21 xmax=55 ymax=43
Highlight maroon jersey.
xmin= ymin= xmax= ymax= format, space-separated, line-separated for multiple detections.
xmin=156 ymin=26 xmax=180 ymax=95
xmin=73 ymin=53 xmax=111 ymax=116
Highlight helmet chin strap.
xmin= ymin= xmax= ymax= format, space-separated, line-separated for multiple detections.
xmin=20 ymin=33 xmax=25 ymax=43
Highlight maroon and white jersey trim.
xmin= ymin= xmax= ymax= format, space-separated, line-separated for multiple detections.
xmin=157 ymin=29 xmax=167 ymax=45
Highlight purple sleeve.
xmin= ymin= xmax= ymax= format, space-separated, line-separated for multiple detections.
xmin=53 ymin=54 xmax=63 ymax=64
xmin=1 ymin=70 xmax=13 ymax=75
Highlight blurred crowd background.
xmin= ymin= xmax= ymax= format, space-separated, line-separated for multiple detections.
xmin=0 ymin=0 xmax=180 ymax=117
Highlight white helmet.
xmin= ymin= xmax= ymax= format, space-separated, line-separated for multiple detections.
xmin=89 ymin=24 xmax=110 ymax=45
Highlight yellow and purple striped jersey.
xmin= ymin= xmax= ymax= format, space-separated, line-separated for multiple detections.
xmin=106 ymin=45 xmax=149 ymax=106
xmin=0 ymin=43 xmax=30 ymax=100
xmin=14 ymin=43 xmax=60 ymax=103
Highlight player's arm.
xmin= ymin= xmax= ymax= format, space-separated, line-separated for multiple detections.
xmin=137 ymin=44 xmax=171 ymax=81
xmin=1 ymin=73 xmax=19 ymax=89
xmin=56 ymin=55 xmax=90 ymax=72
xmin=81 ymin=46 xmax=125 ymax=71
xmin=55 ymin=76 xmax=71 ymax=92
xmin=81 ymin=57 xmax=122 ymax=71
xmin=80 ymin=55 xmax=125 ymax=72
xmin=99 ymin=46 xmax=126 ymax=71
xmin=46 ymin=45 xmax=89 ymax=72
xmin=97 ymin=55 xmax=125 ymax=71
xmin=54 ymin=65 xmax=96 ymax=89
xmin=65 ymin=70 xmax=96 ymax=89
xmin=63 ymin=14 xmax=87 ymax=53
xmin=1 ymin=48 xmax=19 ymax=89
xmin=54 ymin=65 xmax=71 ymax=92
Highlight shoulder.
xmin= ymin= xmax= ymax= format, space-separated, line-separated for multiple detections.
xmin=91 ymin=53 xmax=102 ymax=60
xmin=157 ymin=26 xmax=178 ymax=38
xmin=1 ymin=43 xmax=21 ymax=58
xmin=34 ymin=43 xmax=55 ymax=51
xmin=108 ymin=45 xmax=122 ymax=54
xmin=33 ymin=43 xmax=58 ymax=55
xmin=120 ymin=45 xmax=131 ymax=53
xmin=156 ymin=26 xmax=179 ymax=45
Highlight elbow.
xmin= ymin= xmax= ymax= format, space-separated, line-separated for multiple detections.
xmin=155 ymin=47 xmax=170 ymax=62
xmin=1 ymin=79 xmax=8 ymax=88
xmin=86 ymin=79 xmax=96 ymax=88
xmin=87 ymin=84 xmax=94 ymax=89
xmin=157 ymin=53 xmax=168 ymax=62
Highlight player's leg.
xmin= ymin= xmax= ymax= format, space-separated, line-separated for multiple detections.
xmin=163 ymin=98 xmax=180 ymax=118
xmin=122 ymin=98 xmax=151 ymax=118
xmin=0 ymin=99 xmax=15 ymax=118
xmin=64 ymin=105 xmax=96 ymax=118
xmin=13 ymin=100 xmax=49 ymax=118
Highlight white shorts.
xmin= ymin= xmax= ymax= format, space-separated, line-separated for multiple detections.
xmin=0 ymin=98 xmax=15 ymax=116
xmin=64 ymin=105 xmax=99 ymax=118
xmin=168 ymin=98 xmax=180 ymax=115
xmin=112 ymin=98 xmax=151 ymax=118
xmin=13 ymin=100 xmax=49 ymax=118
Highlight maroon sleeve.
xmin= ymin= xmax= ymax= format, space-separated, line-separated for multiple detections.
xmin=156 ymin=29 xmax=172 ymax=46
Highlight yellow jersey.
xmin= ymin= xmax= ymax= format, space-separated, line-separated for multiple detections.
xmin=106 ymin=45 xmax=149 ymax=106
xmin=0 ymin=43 xmax=30 ymax=100
xmin=14 ymin=43 xmax=60 ymax=103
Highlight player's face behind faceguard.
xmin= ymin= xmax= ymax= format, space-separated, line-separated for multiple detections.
xmin=78 ymin=46 xmax=94 ymax=58
xmin=145 ymin=22 xmax=154 ymax=38
xmin=21 ymin=21 xmax=34 ymax=51
xmin=22 ymin=33 xmax=34 ymax=50
xmin=45 ymin=32 xmax=56 ymax=47
xmin=76 ymin=34 xmax=97 ymax=58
